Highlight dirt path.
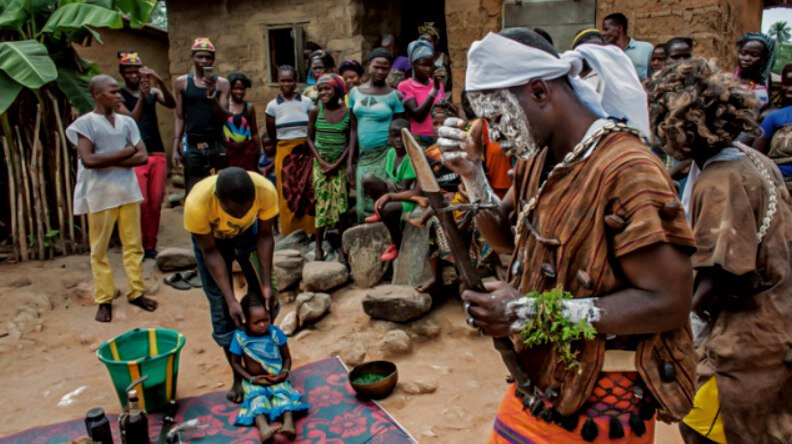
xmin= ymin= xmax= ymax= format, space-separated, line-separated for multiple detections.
xmin=0 ymin=206 xmax=682 ymax=443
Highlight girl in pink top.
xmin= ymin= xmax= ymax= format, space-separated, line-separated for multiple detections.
xmin=398 ymin=40 xmax=445 ymax=141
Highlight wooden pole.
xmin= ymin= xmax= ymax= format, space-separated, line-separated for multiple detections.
xmin=54 ymin=134 xmax=67 ymax=255
xmin=10 ymin=129 xmax=29 ymax=260
xmin=50 ymin=93 xmax=75 ymax=251
xmin=27 ymin=108 xmax=46 ymax=260
xmin=32 ymin=106 xmax=53 ymax=258
xmin=2 ymin=137 xmax=19 ymax=261
xmin=15 ymin=126 xmax=35 ymax=259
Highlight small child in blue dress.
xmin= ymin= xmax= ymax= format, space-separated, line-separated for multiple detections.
xmin=230 ymin=294 xmax=309 ymax=442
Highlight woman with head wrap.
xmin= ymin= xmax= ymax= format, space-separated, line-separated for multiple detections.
xmin=418 ymin=21 xmax=453 ymax=91
xmin=347 ymin=47 xmax=405 ymax=222
xmin=735 ymin=32 xmax=775 ymax=111
xmin=649 ymin=58 xmax=792 ymax=444
xmin=306 ymin=74 xmax=355 ymax=261
xmin=398 ymin=39 xmax=446 ymax=143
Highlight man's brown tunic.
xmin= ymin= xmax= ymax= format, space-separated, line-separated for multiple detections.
xmin=690 ymin=153 xmax=792 ymax=444
xmin=507 ymin=132 xmax=697 ymax=420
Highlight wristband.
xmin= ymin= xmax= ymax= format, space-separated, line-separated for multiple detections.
xmin=249 ymin=376 xmax=256 ymax=384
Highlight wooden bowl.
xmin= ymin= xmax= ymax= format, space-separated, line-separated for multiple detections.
xmin=348 ymin=360 xmax=398 ymax=400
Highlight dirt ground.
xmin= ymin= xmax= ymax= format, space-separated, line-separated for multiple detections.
xmin=0 ymin=206 xmax=683 ymax=443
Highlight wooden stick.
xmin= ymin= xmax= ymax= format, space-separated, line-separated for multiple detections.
xmin=49 ymin=92 xmax=75 ymax=251
xmin=10 ymin=128 xmax=28 ymax=260
xmin=32 ymin=106 xmax=53 ymax=258
xmin=54 ymin=134 xmax=67 ymax=255
xmin=15 ymin=125 xmax=35 ymax=259
xmin=2 ymin=137 xmax=19 ymax=262
xmin=28 ymin=108 xmax=46 ymax=260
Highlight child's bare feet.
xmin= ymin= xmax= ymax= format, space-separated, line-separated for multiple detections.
xmin=255 ymin=415 xmax=281 ymax=442
xmin=129 ymin=295 xmax=158 ymax=311
xmin=315 ymin=243 xmax=324 ymax=262
xmin=415 ymin=276 xmax=436 ymax=293
xmin=226 ymin=378 xmax=243 ymax=404
xmin=95 ymin=303 xmax=112 ymax=322
xmin=280 ymin=411 xmax=296 ymax=439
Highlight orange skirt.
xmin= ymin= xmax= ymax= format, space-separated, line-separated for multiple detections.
xmin=488 ymin=382 xmax=656 ymax=444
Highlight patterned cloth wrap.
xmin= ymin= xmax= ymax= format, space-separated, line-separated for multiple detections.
xmin=231 ymin=326 xmax=310 ymax=425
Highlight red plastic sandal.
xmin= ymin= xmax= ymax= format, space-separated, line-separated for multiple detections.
xmin=380 ymin=243 xmax=399 ymax=262
xmin=365 ymin=214 xmax=381 ymax=223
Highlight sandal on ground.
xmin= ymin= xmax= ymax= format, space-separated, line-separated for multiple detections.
xmin=380 ymin=243 xmax=399 ymax=262
xmin=164 ymin=273 xmax=191 ymax=290
xmin=182 ymin=270 xmax=203 ymax=288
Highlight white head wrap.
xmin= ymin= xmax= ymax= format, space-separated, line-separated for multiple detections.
xmin=465 ymin=32 xmax=650 ymax=138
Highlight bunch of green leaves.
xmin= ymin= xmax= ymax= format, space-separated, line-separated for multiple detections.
xmin=519 ymin=287 xmax=597 ymax=371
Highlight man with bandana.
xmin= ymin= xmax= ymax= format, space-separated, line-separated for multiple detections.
xmin=438 ymin=28 xmax=697 ymax=443
xmin=172 ymin=37 xmax=231 ymax=193
xmin=117 ymin=52 xmax=176 ymax=259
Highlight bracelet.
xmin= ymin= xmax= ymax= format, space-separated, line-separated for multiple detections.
xmin=249 ymin=376 xmax=256 ymax=384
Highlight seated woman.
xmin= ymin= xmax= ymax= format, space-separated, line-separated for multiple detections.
xmin=306 ymin=74 xmax=356 ymax=261
xmin=230 ymin=294 xmax=309 ymax=442
xmin=362 ymin=118 xmax=423 ymax=262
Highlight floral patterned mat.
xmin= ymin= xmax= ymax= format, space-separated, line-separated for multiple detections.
xmin=1 ymin=357 xmax=416 ymax=444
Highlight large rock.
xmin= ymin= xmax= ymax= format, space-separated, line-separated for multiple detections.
xmin=274 ymin=249 xmax=305 ymax=291
xmin=340 ymin=342 xmax=367 ymax=366
xmin=380 ymin=329 xmax=412 ymax=355
xmin=303 ymin=240 xmax=336 ymax=262
xmin=392 ymin=212 xmax=432 ymax=286
xmin=296 ymin=292 xmax=331 ymax=325
xmin=155 ymin=247 xmax=196 ymax=272
xmin=275 ymin=230 xmax=309 ymax=252
xmin=342 ymin=223 xmax=390 ymax=288
xmin=363 ymin=285 xmax=432 ymax=323
xmin=302 ymin=261 xmax=348 ymax=292
xmin=278 ymin=311 xmax=298 ymax=336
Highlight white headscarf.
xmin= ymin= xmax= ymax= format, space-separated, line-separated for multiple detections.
xmin=465 ymin=32 xmax=650 ymax=138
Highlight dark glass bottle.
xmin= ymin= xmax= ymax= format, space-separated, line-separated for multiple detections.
xmin=120 ymin=390 xmax=150 ymax=444
xmin=85 ymin=407 xmax=113 ymax=444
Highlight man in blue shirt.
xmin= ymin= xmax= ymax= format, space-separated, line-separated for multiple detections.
xmin=602 ymin=12 xmax=653 ymax=80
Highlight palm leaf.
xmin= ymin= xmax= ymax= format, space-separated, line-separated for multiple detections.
xmin=40 ymin=2 xmax=122 ymax=37
xmin=0 ymin=40 xmax=57 ymax=89
xmin=55 ymin=66 xmax=94 ymax=114
xmin=0 ymin=71 xmax=23 ymax=115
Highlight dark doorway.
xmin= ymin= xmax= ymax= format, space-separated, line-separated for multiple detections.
xmin=400 ymin=0 xmax=448 ymax=55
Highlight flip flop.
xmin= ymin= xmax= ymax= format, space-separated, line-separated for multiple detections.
xmin=164 ymin=272 xmax=191 ymax=290
xmin=182 ymin=270 xmax=203 ymax=288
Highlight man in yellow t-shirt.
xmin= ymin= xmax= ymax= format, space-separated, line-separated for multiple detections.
xmin=184 ymin=167 xmax=278 ymax=403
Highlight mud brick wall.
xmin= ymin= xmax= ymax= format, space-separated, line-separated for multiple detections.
xmin=597 ymin=0 xmax=763 ymax=70
xmin=444 ymin=0 xmax=503 ymax=102
xmin=166 ymin=0 xmax=369 ymax=114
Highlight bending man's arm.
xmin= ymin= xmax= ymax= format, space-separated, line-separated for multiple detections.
xmin=193 ymin=232 xmax=245 ymax=326
xmin=255 ymin=217 xmax=276 ymax=313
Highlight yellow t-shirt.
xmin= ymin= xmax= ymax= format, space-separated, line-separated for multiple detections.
xmin=184 ymin=172 xmax=279 ymax=239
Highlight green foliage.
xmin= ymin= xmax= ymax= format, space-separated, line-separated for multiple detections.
xmin=0 ymin=40 xmax=58 ymax=88
xmin=519 ymin=287 xmax=597 ymax=371
xmin=769 ymin=21 xmax=791 ymax=45
xmin=0 ymin=0 xmax=158 ymax=117
xmin=40 ymin=2 xmax=123 ymax=37
xmin=773 ymin=42 xmax=792 ymax=75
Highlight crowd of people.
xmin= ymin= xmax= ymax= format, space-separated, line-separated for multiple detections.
xmin=63 ymin=12 xmax=791 ymax=444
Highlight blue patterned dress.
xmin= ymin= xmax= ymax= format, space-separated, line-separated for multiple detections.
xmin=229 ymin=326 xmax=310 ymax=424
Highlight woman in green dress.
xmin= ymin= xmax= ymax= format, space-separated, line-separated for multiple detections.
xmin=307 ymin=74 xmax=356 ymax=261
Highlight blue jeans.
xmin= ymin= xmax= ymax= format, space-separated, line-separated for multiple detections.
xmin=193 ymin=222 xmax=279 ymax=347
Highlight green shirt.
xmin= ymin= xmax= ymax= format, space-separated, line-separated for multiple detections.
xmin=385 ymin=147 xmax=416 ymax=213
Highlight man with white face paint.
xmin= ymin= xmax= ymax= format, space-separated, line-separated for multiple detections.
xmin=439 ymin=28 xmax=698 ymax=443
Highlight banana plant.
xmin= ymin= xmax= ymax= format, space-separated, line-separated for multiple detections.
xmin=0 ymin=0 xmax=158 ymax=261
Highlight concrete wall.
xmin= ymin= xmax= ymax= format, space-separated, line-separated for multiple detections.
xmin=76 ymin=23 xmax=173 ymax=151
xmin=596 ymin=0 xmax=763 ymax=70
xmin=444 ymin=0 xmax=503 ymax=101
xmin=167 ymin=0 xmax=373 ymax=116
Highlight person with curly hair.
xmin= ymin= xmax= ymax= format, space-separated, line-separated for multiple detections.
xmin=648 ymin=58 xmax=792 ymax=444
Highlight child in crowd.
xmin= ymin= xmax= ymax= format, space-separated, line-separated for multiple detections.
xmin=307 ymin=73 xmax=356 ymax=261
xmin=362 ymin=118 xmax=424 ymax=262
xmin=230 ymin=294 xmax=309 ymax=442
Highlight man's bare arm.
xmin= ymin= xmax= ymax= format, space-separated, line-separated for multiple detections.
xmin=172 ymin=76 xmax=186 ymax=166
xmin=116 ymin=140 xmax=148 ymax=167
xmin=76 ymin=134 xmax=136 ymax=169
xmin=193 ymin=232 xmax=245 ymax=326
